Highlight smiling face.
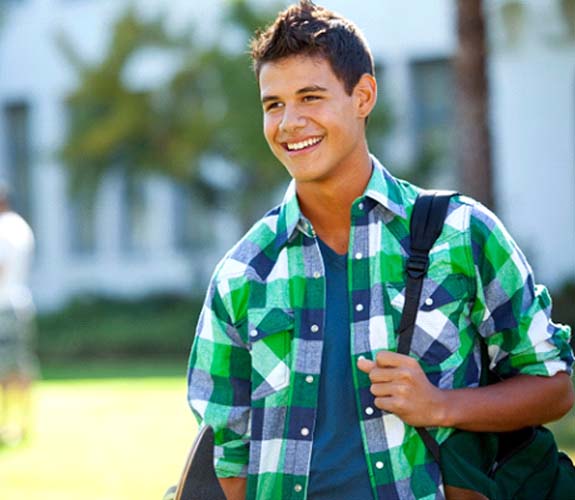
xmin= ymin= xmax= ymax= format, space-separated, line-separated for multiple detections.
xmin=259 ymin=54 xmax=376 ymax=188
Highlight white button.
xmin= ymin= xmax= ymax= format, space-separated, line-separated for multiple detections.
xmin=358 ymin=355 xmax=366 ymax=361
xmin=294 ymin=484 xmax=303 ymax=493
xmin=313 ymin=271 xmax=321 ymax=279
xmin=305 ymin=375 xmax=314 ymax=384
xmin=249 ymin=329 xmax=258 ymax=337
xmin=358 ymin=203 xmax=364 ymax=210
xmin=355 ymin=252 xmax=363 ymax=260
xmin=425 ymin=297 xmax=434 ymax=306
xmin=355 ymin=304 xmax=364 ymax=312
xmin=310 ymin=324 xmax=320 ymax=333
xmin=365 ymin=407 xmax=374 ymax=416
xmin=375 ymin=461 xmax=384 ymax=469
xmin=300 ymin=427 xmax=310 ymax=437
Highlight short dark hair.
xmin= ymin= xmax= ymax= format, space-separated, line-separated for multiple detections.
xmin=250 ymin=1 xmax=374 ymax=95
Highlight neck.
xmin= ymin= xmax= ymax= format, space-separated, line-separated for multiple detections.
xmin=296 ymin=150 xmax=372 ymax=254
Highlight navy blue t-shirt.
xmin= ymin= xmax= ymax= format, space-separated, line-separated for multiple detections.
xmin=307 ymin=238 xmax=373 ymax=500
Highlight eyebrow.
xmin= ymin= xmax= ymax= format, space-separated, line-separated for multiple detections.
xmin=261 ymin=85 xmax=328 ymax=104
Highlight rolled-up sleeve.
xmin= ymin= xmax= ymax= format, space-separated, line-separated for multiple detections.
xmin=468 ymin=201 xmax=573 ymax=378
xmin=187 ymin=274 xmax=251 ymax=478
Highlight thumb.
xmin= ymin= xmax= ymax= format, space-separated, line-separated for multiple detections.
xmin=357 ymin=356 xmax=376 ymax=373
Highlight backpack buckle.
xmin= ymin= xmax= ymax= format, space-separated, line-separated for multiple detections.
xmin=406 ymin=253 xmax=429 ymax=279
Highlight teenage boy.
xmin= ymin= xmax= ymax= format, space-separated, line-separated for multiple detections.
xmin=187 ymin=2 xmax=574 ymax=499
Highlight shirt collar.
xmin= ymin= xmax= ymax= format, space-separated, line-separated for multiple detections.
xmin=363 ymin=155 xmax=408 ymax=219
xmin=275 ymin=155 xmax=408 ymax=249
xmin=275 ymin=181 xmax=311 ymax=249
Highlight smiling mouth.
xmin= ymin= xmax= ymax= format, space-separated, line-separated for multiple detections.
xmin=283 ymin=136 xmax=323 ymax=152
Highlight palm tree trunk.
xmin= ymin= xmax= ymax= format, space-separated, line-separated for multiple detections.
xmin=455 ymin=0 xmax=494 ymax=208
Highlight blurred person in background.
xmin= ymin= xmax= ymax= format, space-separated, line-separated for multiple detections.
xmin=0 ymin=180 xmax=37 ymax=445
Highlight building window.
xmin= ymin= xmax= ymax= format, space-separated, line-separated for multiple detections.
xmin=63 ymin=101 xmax=97 ymax=256
xmin=120 ymin=174 xmax=148 ymax=255
xmin=2 ymin=101 xmax=32 ymax=224
xmin=410 ymin=59 xmax=456 ymax=186
xmin=68 ymin=194 xmax=97 ymax=256
xmin=172 ymin=183 xmax=211 ymax=253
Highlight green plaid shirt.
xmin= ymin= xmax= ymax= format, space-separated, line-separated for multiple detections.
xmin=188 ymin=157 xmax=573 ymax=500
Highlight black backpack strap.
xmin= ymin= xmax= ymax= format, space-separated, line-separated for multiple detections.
xmin=397 ymin=189 xmax=458 ymax=464
xmin=397 ymin=190 xmax=458 ymax=355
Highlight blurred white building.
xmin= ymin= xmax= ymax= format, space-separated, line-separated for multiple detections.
xmin=0 ymin=0 xmax=573 ymax=311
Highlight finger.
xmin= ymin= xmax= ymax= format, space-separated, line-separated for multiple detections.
xmin=357 ymin=357 xmax=376 ymax=373
xmin=376 ymin=350 xmax=416 ymax=368
xmin=370 ymin=382 xmax=394 ymax=398
xmin=371 ymin=380 xmax=412 ymax=399
xmin=374 ymin=396 xmax=397 ymax=413
xmin=368 ymin=367 xmax=403 ymax=383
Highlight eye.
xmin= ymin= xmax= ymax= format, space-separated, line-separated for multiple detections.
xmin=264 ymin=101 xmax=283 ymax=112
xmin=303 ymin=95 xmax=321 ymax=102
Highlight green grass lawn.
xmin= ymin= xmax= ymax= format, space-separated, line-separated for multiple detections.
xmin=2 ymin=359 xmax=574 ymax=500
xmin=0 ymin=360 xmax=197 ymax=500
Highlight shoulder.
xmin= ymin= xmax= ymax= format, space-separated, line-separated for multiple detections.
xmin=422 ymin=192 xmax=506 ymax=239
xmin=445 ymin=196 xmax=525 ymax=273
xmin=403 ymin=188 xmax=505 ymax=256
xmin=456 ymin=196 xmax=515 ymax=247
xmin=393 ymin=177 xmax=476 ymax=235
xmin=211 ymin=205 xmax=284 ymax=285
xmin=0 ymin=212 xmax=34 ymax=247
xmin=205 ymin=206 xmax=287 ymax=325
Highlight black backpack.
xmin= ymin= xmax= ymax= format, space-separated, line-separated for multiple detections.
xmin=402 ymin=191 xmax=575 ymax=499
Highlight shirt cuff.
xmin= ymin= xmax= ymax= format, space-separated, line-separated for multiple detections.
xmin=215 ymin=459 xmax=248 ymax=479
xmin=214 ymin=443 xmax=249 ymax=478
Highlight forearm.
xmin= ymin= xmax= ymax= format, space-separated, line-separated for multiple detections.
xmin=437 ymin=372 xmax=574 ymax=431
xmin=219 ymin=477 xmax=247 ymax=500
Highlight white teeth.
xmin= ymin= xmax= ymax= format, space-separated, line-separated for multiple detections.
xmin=286 ymin=137 xmax=322 ymax=151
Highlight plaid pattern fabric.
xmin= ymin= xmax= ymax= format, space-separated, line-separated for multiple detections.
xmin=187 ymin=157 xmax=573 ymax=500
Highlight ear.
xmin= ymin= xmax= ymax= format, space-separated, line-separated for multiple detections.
xmin=353 ymin=73 xmax=377 ymax=119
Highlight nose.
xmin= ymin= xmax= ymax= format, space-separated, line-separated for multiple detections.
xmin=279 ymin=105 xmax=306 ymax=133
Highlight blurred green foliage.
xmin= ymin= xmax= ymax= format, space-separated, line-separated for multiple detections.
xmin=37 ymin=295 xmax=202 ymax=360
xmin=58 ymin=1 xmax=392 ymax=221
xmin=40 ymin=357 xmax=188 ymax=380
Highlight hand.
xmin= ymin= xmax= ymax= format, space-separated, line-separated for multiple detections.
xmin=357 ymin=351 xmax=447 ymax=427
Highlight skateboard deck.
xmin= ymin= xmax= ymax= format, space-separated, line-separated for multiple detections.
xmin=168 ymin=425 xmax=227 ymax=500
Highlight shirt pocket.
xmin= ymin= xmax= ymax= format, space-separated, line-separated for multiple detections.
xmin=387 ymin=272 xmax=472 ymax=366
xmin=248 ymin=307 xmax=294 ymax=401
